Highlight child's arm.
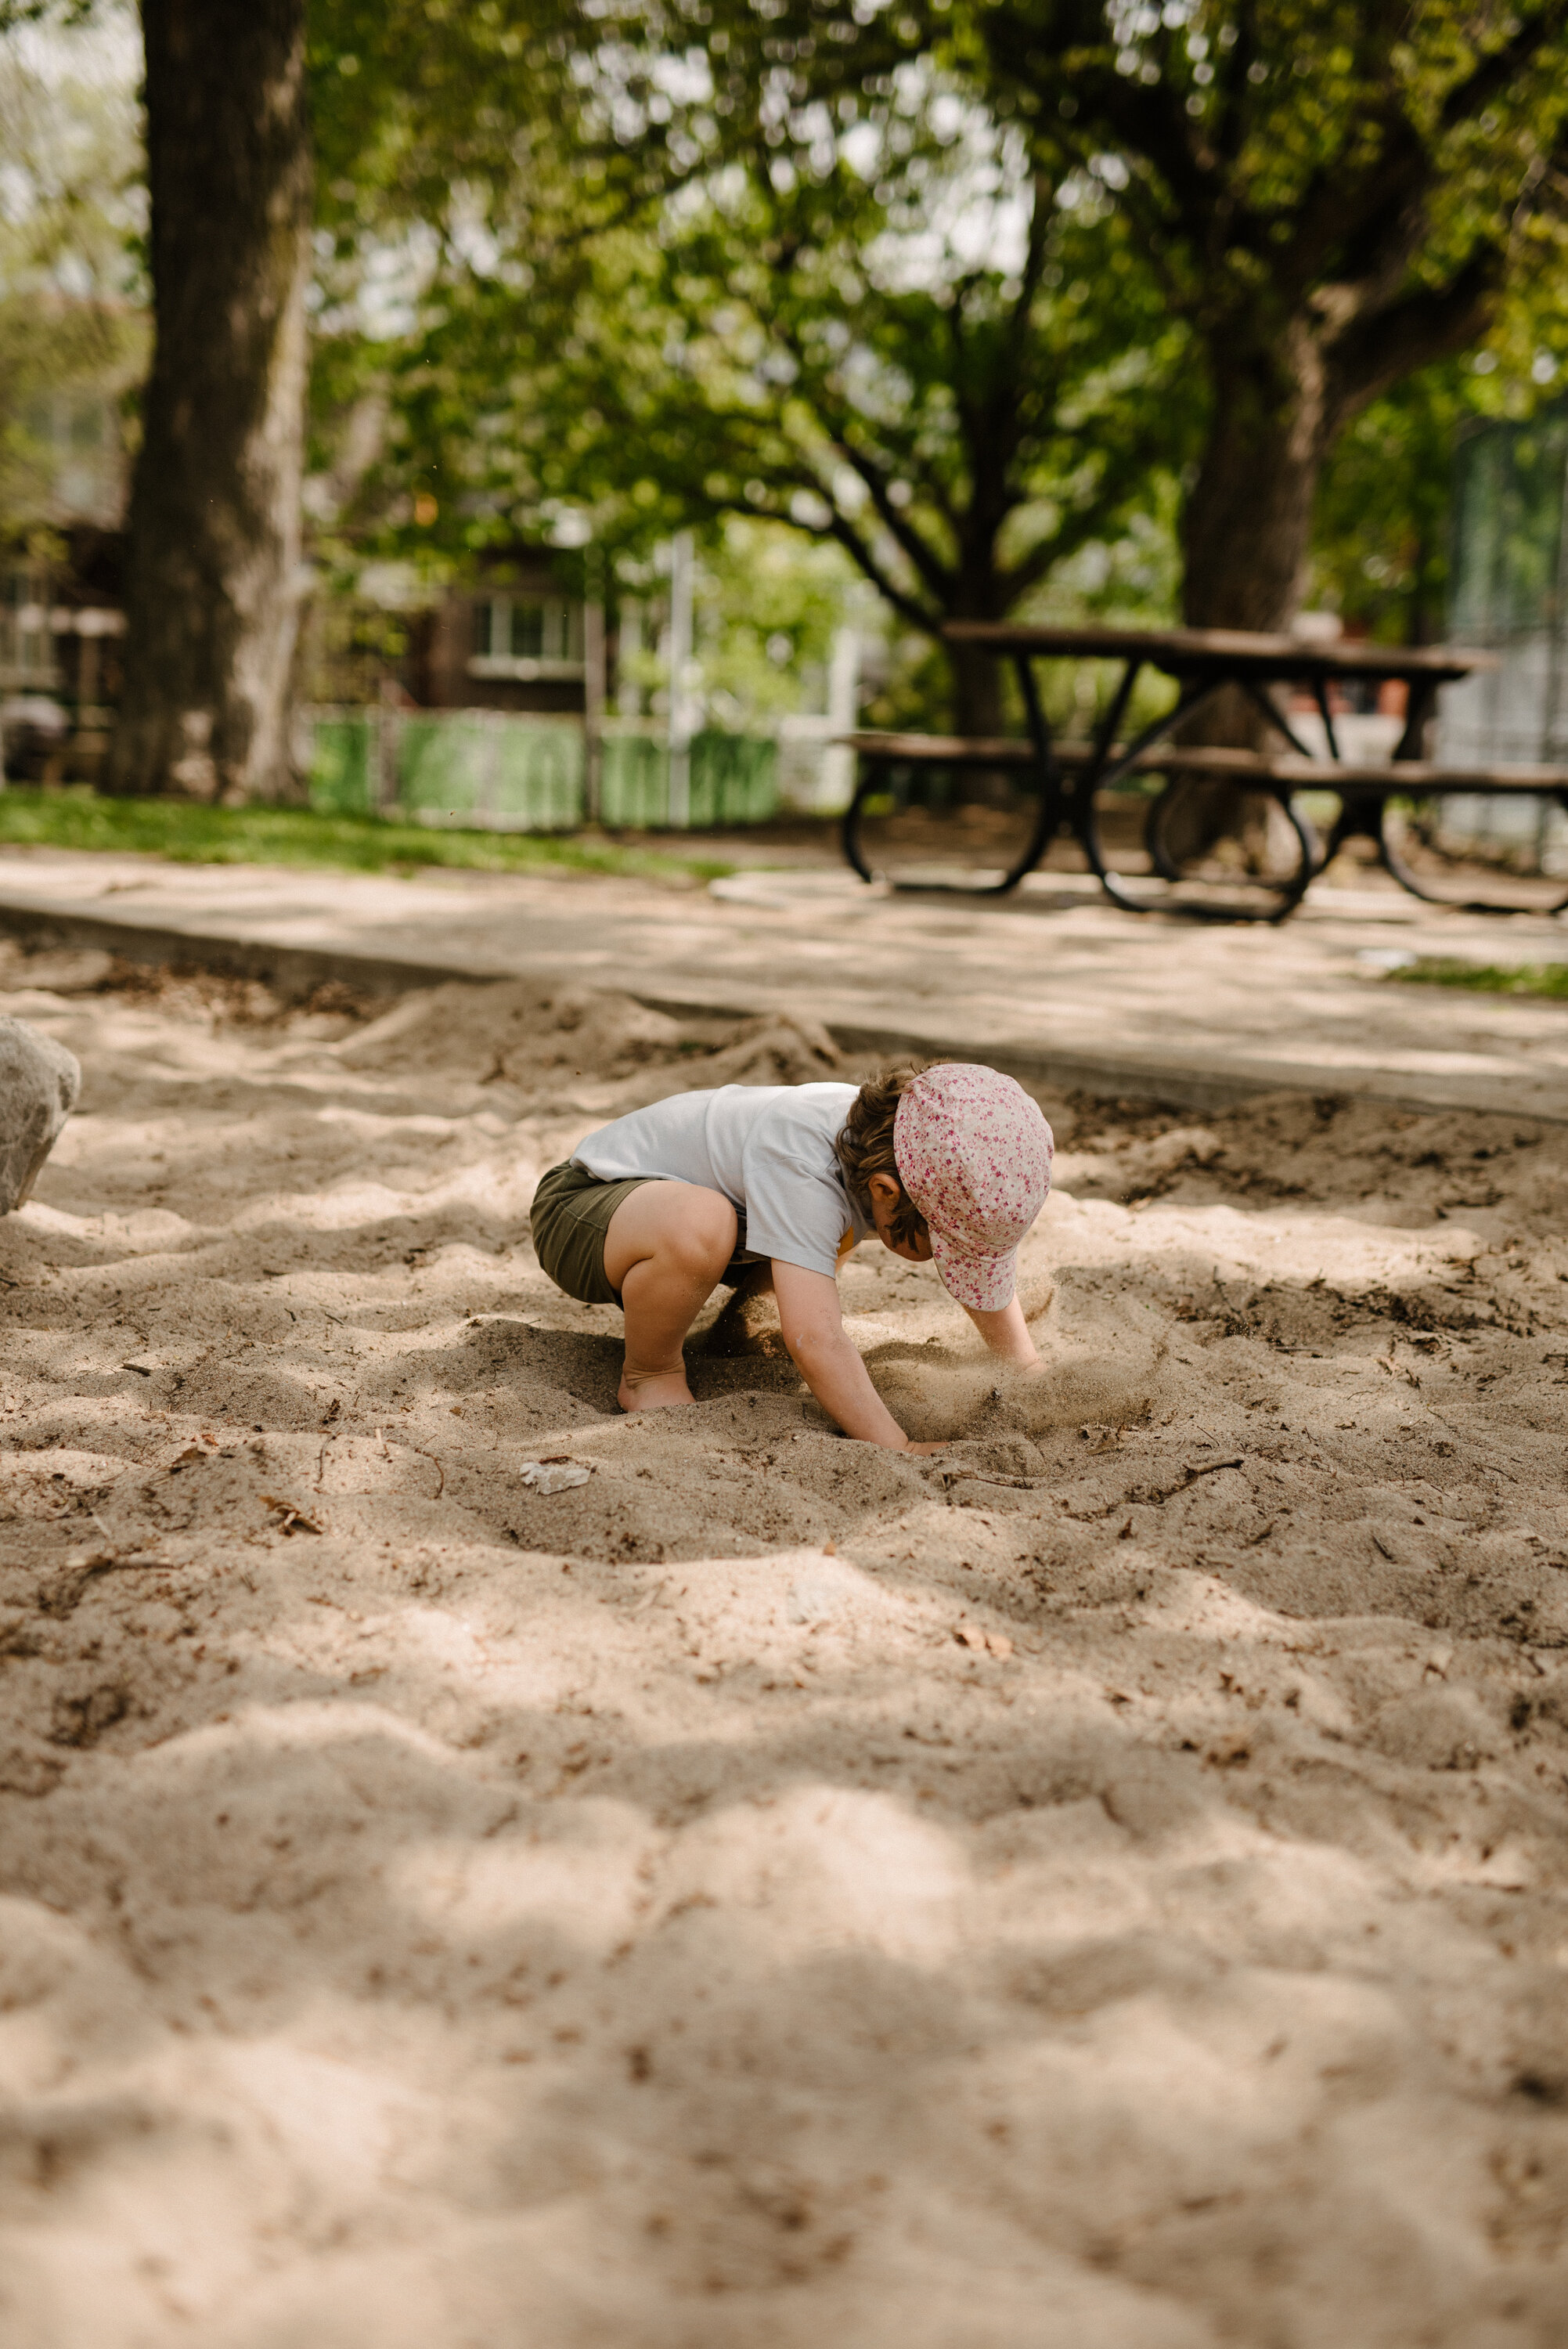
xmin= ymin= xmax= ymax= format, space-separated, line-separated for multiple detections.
xmin=773 ymin=1261 xmax=943 ymax=1452
xmin=961 ymin=1297 xmax=1040 ymax=1367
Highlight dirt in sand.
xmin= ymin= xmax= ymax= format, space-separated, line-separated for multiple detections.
xmin=2 ymin=937 xmax=1567 ymax=2348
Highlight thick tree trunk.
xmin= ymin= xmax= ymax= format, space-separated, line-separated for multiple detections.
xmin=107 ymin=0 xmax=311 ymax=803
xmin=1163 ymin=327 xmax=1332 ymax=867
xmin=1181 ymin=327 xmax=1329 ymax=637
xmin=948 ymin=636 xmax=1005 ymax=738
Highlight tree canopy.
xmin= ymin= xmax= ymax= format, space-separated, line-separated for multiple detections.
xmin=961 ymin=0 xmax=1568 ymax=626
xmin=302 ymin=6 xmax=1193 ymax=725
xmin=299 ymin=0 xmax=1568 ymax=687
xmin=15 ymin=0 xmax=1568 ymax=761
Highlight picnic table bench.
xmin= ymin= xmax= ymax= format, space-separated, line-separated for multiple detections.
xmin=838 ymin=622 xmax=1568 ymax=921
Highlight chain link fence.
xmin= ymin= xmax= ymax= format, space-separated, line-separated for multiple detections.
xmin=1395 ymin=408 xmax=1568 ymax=882
xmin=1444 ymin=407 xmax=1568 ymax=766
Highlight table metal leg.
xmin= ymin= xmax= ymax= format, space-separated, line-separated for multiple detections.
xmin=1071 ymin=658 xmax=1142 ymax=883
xmin=1371 ymin=677 xmax=1440 ymax=889
xmin=840 ymin=758 xmax=886 ymax=885
xmin=1239 ymin=676 xmax=1319 ymax=758
xmin=1393 ymin=677 xmax=1438 ymax=762
xmin=1372 ymin=680 xmax=1568 ymax=913
xmin=1310 ymin=675 xmax=1342 ymax=760
xmin=1063 ymin=673 xmax=1307 ymax=919
xmin=1138 ymin=781 xmax=1315 ymax=918
xmin=841 ymin=739 xmax=1059 ymax=898
xmin=1083 ymin=673 xmax=1224 ymax=793
xmin=1377 ymin=792 xmax=1568 ymax=915
xmin=1009 ymin=653 xmax=1067 ymax=885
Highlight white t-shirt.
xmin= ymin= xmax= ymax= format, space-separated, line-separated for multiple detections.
xmin=572 ymin=1083 xmax=873 ymax=1279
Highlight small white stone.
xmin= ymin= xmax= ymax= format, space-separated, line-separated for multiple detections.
xmin=518 ymin=1460 xmax=593 ymax=1494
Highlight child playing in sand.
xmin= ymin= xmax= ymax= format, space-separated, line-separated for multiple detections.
xmin=530 ymin=1060 xmax=1053 ymax=1452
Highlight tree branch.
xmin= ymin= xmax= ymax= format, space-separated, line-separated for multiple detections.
xmin=1331 ymin=251 xmax=1504 ymax=418
xmin=830 ymin=432 xmax=957 ymax=601
xmin=813 ymin=503 xmax=943 ymax=631
xmin=1440 ymin=9 xmax=1558 ymax=131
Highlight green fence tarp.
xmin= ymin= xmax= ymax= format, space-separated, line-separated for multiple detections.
xmin=598 ymin=729 xmax=779 ymax=827
xmin=308 ymin=717 xmax=376 ymax=815
xmin=308 ymin=713 xmax=780 ymax=832
xmin=692 ymin=729 xmax=778 ymax=825
xmin=397 ymin=715 xmax=585 ymax=831
xmin=599 ymin=731 xmax=666 ymax=828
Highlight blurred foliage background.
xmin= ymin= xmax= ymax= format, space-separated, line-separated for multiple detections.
xmin=4 ymin=0 xmax=1568 ymax=740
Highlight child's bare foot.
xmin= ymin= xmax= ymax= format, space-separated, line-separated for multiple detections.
xmin=618 ymin=1368 xmax=695 ymax=1412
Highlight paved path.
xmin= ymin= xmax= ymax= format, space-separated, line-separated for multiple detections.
xmin=2 ymin=843 xmax=1567 ymax=1119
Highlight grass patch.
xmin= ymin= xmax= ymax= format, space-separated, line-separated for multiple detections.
xmin=1390 ymin=956 xmax=1568 ymax=999
xmin=0 ymin=785 xmax=736 ymax=883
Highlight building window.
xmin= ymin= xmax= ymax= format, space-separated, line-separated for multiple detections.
xmin=1 ymin=565 xmax=61 ymax=690
xmin=20 ymin=392 xmax=124 ymax=528
xmin=470 ymin=595 xmax=584 ymax=677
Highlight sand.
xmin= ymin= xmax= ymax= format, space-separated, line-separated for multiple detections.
xmin=2 ymin=939 xmax=1567 ymax=2348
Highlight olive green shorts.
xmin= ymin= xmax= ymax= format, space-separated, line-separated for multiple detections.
xmin=530 ymin=1159 xmax=758 ymax=1307
xmin=529 ymin=1160 xmax=660 ymax=1306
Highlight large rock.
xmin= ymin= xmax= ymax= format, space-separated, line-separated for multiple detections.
xmin=0 ymin=1017 xmax=81 ymax=1213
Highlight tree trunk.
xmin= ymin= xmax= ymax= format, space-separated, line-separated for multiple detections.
xmin=106 ymin=0 xmax=311 ymax=803
xmin=1162 ymin=326 xmax=1332 ymax=868
xmin=948 ymin=632 xmax=1005 ymax=738
xmin=1181 ymin=325 xmax=1329 ymax=637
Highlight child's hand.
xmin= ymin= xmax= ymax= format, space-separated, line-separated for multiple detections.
xmin=903 ymin=1438 xmax=952 ymax=1456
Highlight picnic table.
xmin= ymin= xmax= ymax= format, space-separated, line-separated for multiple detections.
xmin=840 ymin=619 xmax=1568 ymax=921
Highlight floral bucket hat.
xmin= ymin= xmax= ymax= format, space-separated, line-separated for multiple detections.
xmin=893 ymin=1063 xmax=1054 ymax=1311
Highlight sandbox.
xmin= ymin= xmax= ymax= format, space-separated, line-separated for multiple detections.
xmin=2 ymin=942 xmax=1566 ymax=2347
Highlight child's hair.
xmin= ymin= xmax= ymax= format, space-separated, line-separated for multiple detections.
xmin=835 ymin=1061 xmax=934 ymax=1248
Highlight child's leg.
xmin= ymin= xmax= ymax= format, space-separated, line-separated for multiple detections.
xmin=602 ymin=1180 xmax=739 ymax=1411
